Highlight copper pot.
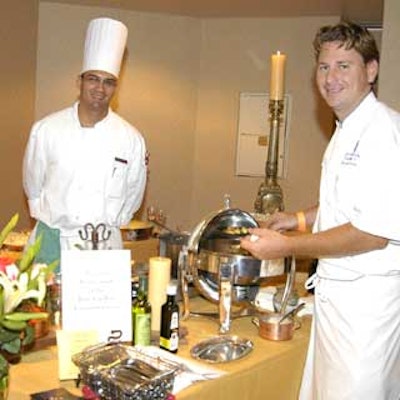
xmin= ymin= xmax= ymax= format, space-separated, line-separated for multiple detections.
xmin=252 ymin=313 xmax=300 ymax=341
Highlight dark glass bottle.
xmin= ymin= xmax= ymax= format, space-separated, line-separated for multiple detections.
xmin=132 ymin=274 xmax=152 ymax=346
xmin=160 ymin=281 xmax=179 ymax=353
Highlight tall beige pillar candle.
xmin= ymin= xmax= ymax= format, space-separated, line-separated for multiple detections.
xmin=148 ymin=256 xmax=171 ymax=332
xmin=270 ymin=51 xmax=286 ymax=100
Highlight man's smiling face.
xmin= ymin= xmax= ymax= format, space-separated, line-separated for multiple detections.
xmin=316 ymin=41 xmax=378 ymax=121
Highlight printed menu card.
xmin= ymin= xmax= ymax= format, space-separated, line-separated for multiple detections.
xmin=61 ymin=249 xmax=132 ymax=342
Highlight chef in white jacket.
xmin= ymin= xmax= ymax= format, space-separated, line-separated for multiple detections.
xmin=241 ymin=21 xmax=400 ymax=399
xmin=23 ymin=18 xmax=147 ymax=254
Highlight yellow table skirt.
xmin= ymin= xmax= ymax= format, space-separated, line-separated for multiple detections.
xmin=8 ymin=296 xmax=311 ymax=400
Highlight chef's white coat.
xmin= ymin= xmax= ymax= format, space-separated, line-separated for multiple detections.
xmin=299 ymin=93 xmax=400 ymax=400
xmin=23 ymin=102 xmax=147 ymax=250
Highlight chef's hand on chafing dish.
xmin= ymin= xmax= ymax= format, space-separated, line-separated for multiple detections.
xmin=240 ymin=228 xmax=290 ymax=260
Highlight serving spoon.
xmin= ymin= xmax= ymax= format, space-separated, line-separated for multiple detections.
xmin=278 ymin=302 xmax=306 ymax=324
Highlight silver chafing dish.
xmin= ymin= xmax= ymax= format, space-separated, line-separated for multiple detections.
xmin=181 ymin=199 xmax=284 ymax=333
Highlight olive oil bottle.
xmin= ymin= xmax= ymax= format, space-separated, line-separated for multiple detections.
xmin=160 ymin=281 xmax=179 ymax=353
xmin=132 ymin=274 xmax=152 ymax=346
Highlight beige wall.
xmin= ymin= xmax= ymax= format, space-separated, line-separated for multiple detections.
xmin=190 ymin=17 xmax=336 ymax=223
xmin=36 ymin=3 xmax=338 ymax=231
xmin=379 ymin=0 xmax=400 ymax=109
xmin=0 ymin=1 xmax=38 ymax=228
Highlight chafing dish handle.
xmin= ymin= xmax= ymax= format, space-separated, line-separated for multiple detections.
xmin=219 ymin=262 xmax=234 ymax=333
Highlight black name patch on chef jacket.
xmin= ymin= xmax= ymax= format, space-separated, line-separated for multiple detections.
xmin=114 ymin=157 xmax=128 ymax=164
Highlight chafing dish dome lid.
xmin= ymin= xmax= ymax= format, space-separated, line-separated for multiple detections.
xmin=187 ymin=208 xmax=258 ymax=255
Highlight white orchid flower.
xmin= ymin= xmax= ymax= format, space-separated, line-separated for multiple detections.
xmin=34 ymin=268 xmax=47 ymax=306
xmin=19 ymin=271 xmax=28 ymax=291
xmin=0 ymin=270 xmax=46 ymax=314
xmin=5 ymin=263 xmax=19 ymax=280
xmin=0 ymin=215 xmax=56 ymax=330
xmin=30 ymin=263 xmax=47 ymax=281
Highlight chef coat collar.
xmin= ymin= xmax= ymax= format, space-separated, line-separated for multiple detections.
xmin=73 ymin=101 xmax=113 ymax=128
xmin=335 ymin=91 xmax=377 ymax=130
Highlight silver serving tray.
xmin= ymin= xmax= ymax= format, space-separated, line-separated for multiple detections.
xmin=190 ymin=335 xmax=253 ymax=364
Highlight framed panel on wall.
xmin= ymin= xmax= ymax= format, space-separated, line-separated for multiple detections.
xmin=235 ymin=92 xmax=292 ymax=177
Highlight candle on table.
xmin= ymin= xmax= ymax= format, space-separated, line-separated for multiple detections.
xmin=148 ymin=256 xmax=171 ymax=332
xmin=270 ymin=51 xmax=286 ymax=101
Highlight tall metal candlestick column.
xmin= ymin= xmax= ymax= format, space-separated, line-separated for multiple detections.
xmin=254 ymin=99 xmax=284 ymax=215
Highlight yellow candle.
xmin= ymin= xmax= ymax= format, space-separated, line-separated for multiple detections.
xmin=148 ymin=256 xmax=171 ymax=332
xmin=270 ymin=51 xmax=286 ymax=101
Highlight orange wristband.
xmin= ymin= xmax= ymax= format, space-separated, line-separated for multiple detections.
xmin=296 ymin=211 xmax=307 ymax=232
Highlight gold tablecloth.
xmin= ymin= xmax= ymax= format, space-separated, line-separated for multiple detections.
xmin=8 ymin=297 xmax=311 ymax=400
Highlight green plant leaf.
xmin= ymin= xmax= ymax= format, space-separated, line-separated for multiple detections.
xmin=22 ymin=325 xmax=35 ymax=346
xmin=1 ymin=336 xmax=21 ymax=354
xmin=0 ymin=325 xmax=20 ymax=340
xmin=0 ymin=374 xmax=8 ymax=391
xmin=0 ymin=319 xmax=27 ymax=331
xmin=26 ymin=259 xmax=60 ymax=292
xmin=0 ymin=214 xmax=19 ymax=248
xmin=45 ymin=259 xmax=60 ymax=278
xmin=0 ymin=287 xmax=3 ymax=320
xmin=18 ymin=234 xmax=43 ymax=273
xmin=0 ymin=354 xmax=8 ymax=373
xmin=5 ymin=312 xmax=48 ymax=322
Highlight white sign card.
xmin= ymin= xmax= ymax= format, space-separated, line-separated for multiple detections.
xmin=56 ymin=329 xmax=99 ymax=380
xmin=61 ymin=249 xmax=132 ymax=343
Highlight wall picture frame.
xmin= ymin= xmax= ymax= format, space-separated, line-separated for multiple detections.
xmin=235 ymin=92 xmax=291 ymax=177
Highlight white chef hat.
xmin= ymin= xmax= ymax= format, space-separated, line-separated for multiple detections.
xmin=81 ymin=17 xmax=128 ymax=78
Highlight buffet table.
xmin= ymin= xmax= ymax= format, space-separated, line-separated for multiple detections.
xmin=8 ymin=294 xmax=311 ymax=400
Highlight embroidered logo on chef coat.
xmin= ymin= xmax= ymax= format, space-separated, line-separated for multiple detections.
xmin=342 ymin=140 xmax=360 ymax=166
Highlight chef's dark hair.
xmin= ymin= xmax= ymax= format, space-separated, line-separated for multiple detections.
xmin=313 ymin=21 xmax=380 ymax=65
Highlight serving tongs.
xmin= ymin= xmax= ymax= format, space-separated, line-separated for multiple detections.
xmin=157 ymin=357 xmax=220 ymax=381
xmin=132 ymin=347 xmax=220 ymax=381
xmin=278 ymin=256 xmax=296 ymax=316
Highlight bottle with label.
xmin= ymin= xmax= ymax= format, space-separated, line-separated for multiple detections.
xmin=160 ymin=281 xmax=179 ymax=353
xmin=132 ymin=274 xmax=152 ymax=346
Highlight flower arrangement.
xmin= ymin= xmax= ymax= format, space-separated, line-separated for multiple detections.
xmin=0 ymin=214 xmax=58 ymax=361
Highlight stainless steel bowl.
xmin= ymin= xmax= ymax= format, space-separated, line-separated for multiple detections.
xmin=190 ymin=335 xmax=253 ymax=363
